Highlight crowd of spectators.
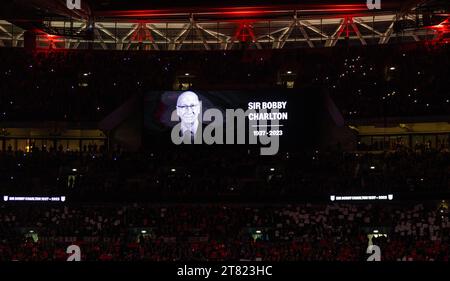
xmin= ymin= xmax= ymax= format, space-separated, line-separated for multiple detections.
xmin=0 ymin=202 xmax=448 ymax=261
xmin=0 ymin=146 xmax=449 ymax=201
xmin=0 ymin=42 xmax=449 ymax=122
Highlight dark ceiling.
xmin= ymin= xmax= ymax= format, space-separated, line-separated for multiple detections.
xmin=1 ymin=0 xmax=418 ymax=20
xmin=0 ymin=0 xmax=447 ymax=24
xmin=86 ymin=0 xmax=390 ymax=10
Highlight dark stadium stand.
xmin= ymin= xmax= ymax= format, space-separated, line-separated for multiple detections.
xmin=0 ymin=43 xmax=449 ymax=122
xmin=0 ymin=202 xmax=448 ymax=261
xmin=0 ymin=147 xmax=449 ymax=202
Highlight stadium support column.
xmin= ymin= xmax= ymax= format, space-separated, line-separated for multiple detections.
xmin=326 ymin=16 xmax=366 ymax=47
xmin=228 ymin=22 xmax=261 ymax=50
xmin=106 ymin=130 xmax=111 ymax=152
xmin=86 ymin=18 xmax=95 ymax=49
xmin=0 ymin=128 xmax=7 ymax=151
xmin=24 ymin=30 xmax=37 ymax=51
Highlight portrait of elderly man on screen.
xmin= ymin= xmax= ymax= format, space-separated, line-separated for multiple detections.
xmin=175 ymin=91 xmax=202 ymax=139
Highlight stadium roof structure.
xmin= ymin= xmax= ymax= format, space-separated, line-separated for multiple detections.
xmin=0 ymin=0 xmax=448 ymax=50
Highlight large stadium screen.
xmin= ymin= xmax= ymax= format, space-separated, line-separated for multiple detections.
xmin=143 ymin=88 xmax=329 ymax=155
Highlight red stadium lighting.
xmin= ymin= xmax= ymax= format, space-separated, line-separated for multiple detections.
xmin=45 ymin=34 xmax=61 ymax=42
xmin=428 ymin=18 xmax=450 ymax=44
xmin=46 ymin=34 xmax=57 ymax=49
xmin=425 ymin=17 xmax=449 ymax=31
xmin=46 ymin=34 xmax=60 ymax=41
xmin=233 ymin=21 xmax=257 ymax=42
xmin=97 ymin=3 xmax=379 ymax=20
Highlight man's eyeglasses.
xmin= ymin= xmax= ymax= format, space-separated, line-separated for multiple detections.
xmin=177 ymin=104 xmax=199 ymax=110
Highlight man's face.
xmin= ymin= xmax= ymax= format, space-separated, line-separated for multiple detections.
xmin=176 ymin=92 xmax=200 ymax=124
